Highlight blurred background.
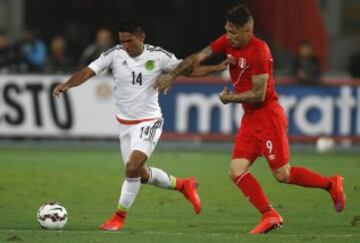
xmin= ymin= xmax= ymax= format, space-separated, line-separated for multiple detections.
xmin=0 ymin=0 xmax=360 ymax=151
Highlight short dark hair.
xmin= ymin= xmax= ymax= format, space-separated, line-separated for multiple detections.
xmin=118 ymin=17 xmax=144 ymax=34
xmin=225 ymin=5 xmax=253 ymax=27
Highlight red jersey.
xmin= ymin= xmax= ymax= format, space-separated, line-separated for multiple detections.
xmin=210 ymin=35 xmax=278 ymax=112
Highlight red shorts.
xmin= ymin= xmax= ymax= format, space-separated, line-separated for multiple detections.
xmin=232 ymin=102 xmax=290 ymax=170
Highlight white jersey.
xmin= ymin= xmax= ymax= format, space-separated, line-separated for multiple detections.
xmin=88 ymin=44 xmax=181 ymax=120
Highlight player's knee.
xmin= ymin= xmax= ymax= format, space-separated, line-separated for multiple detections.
xmin=228 ymin=159 xmax=251 ymax=179
xmin=273 ymin=170 xmax=291 ymax=183
xmin=274 ymin=173 xmax=289 ymax=183
xmin=228 ymin=166 xmax=247 ymax=180
xmin=228 ymin=168 xmax=235 ymax=179
xmin=272 ymin=164 xmax=291 ymax=183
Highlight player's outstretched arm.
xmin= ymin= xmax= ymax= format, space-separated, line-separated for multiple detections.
xmin=189 ymin=54 xmax=238 ymax=77
xmin=53 ymin=67 xmax=95 ymax=97
xmin=189 ymin=57 xmax=233 ymax=77
xmin=219 ymin=73 xmax=268 ymax=104
xmin=154 ymin=46 xmax=214 ymax=93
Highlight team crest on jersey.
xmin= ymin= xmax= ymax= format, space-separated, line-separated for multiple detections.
xmin=238 ymin=58 xmax=247 ymax=69
xmin=145 ymin=60 xmax=155 ymax=70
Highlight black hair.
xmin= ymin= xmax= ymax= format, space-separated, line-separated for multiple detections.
xmin=118 ymin=17 xmax=144 ymax=34
xmin=225 ymin=5 xmax=253 ymax=27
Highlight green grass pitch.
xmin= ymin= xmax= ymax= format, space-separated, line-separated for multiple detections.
xmin=0 ymin=148 xmax=359 ymax=242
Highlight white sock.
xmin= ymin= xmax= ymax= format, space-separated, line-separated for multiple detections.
xmin=118 ymin=177 xmax=141 ymax=211
xmin=146 ymin=167 xmax=176 ymax=189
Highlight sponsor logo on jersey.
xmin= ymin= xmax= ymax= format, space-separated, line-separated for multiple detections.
xmin=145 ymin=60 xmax=155 ymax=70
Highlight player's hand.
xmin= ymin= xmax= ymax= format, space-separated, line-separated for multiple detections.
xmin=215 ymin=59 xmax=230 ymax=72
xmin=219 ymin=86 xmax=233 ymax=104
xmin=53 ymin=83 xmax=70 ymax=97
xmin=153 ymin=73 xmax=175 ymax=95
xmin=226 ymin=54 xmax=237 ymax=67
xmin=215 ymin=55 xmax=237 ymax=72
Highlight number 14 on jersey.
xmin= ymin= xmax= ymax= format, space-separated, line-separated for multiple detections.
xmin=131 ymin=71 xmax=142 ymax=85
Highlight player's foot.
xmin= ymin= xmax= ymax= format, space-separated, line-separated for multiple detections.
xmin=249 ymin=210 xmax=283 ymax=234
xmin=181 ymin=177 xmax=202 ymax=214
xmin=99 ymin=211 xmax=126 ymax=231
xmin=328 ymin=175 xmax=346 ymax=213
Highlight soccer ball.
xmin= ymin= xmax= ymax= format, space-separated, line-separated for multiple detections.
xmin=315 ymin=137 xmax=335 ymax=154
xmin=37 ymin=202 xmax=68 ymax=229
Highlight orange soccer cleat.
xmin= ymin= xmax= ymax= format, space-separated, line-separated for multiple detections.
xmin=249 ymin=210 xmax=283 ymax=234
xmin=181 ymin=177 xmax=202 ymax=214
xmin=99 ymin=211 xmax=126 ymax=231
xmin=328 ymin=175 xmax=346 ymax=213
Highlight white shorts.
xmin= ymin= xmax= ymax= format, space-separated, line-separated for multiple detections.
xmin=118 ymin=118 xmax=163 ymax=165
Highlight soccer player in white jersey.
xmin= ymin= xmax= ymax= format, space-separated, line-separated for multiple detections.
xmin=53 ymin=17 xmax=228 ymax=231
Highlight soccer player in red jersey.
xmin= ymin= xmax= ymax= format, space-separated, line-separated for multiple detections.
xmin=155 ymin=5 xmax=346 ymax=234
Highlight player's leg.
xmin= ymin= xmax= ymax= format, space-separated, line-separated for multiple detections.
xmin=99 ymin=149 xmax=147 ymax=231
xmin=272 ymin=163 xmax=330 ymax=188
xmin=137 ymin=163 xmax=201 ymax=214
xmin=132 ymin=118 xmax=200 ymax=214
xmin=231 ymin=130 xmax=282 ymax=234
xmin=230 ymin=158 xmax=283 ymax=234
xmin=262 ymin=116 xmax=331 ymax=189
xmin=272 ymin=164 xmax=345 ymax=212
xmin=100 ymin=124 xmax=146 ymax=231
xmin=230 ymin=158 xmax=273 ymax=214
xmin=139 ymin=164 xmax=182 ymax=190
xmin=263 ymin=106 xmax=345 ymax=213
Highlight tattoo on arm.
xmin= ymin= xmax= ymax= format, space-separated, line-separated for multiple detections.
xmin=170 ymin=46 xmax=213 ymax=78
xmin=228 ymin=74 xmax=268 ymax=104
xmin=200 ymin=46 xmax=214 ymax=58
xmin=251 ymin=74 xmax=268 ymax=102
xmin=182 ymin=65 xmax=194 ymax=76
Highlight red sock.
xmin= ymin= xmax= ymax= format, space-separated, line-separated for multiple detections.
xmin=175 ymin=178 xmax=184 ymax=192
xmin=233 ymin=172 xmax=272 ymax=214
xmin=288 ymin=166 xmax=330 ymax=189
